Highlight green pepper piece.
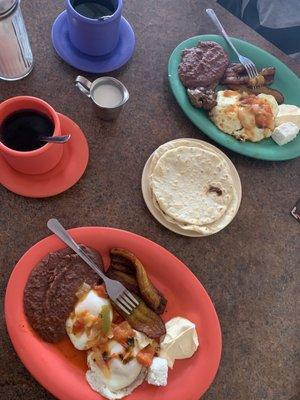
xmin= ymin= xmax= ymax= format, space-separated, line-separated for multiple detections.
xmin=101 ymin=305 xmax=111 ymax=335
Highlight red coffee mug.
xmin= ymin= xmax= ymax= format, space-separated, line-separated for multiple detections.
xmin=0 ymin=96 xmax=63 ymax=175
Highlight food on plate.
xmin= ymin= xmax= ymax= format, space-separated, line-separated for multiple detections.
xmin=146 ymin=357 xmax=168 ymax=386
xmin=177 ymin=41 xmax=300 ymax=147
xmin=24 ymin=246 xmax=166 ymax=341
xmin=66 ymin=286 xmax=113 ymax=350
xmin=108 ymin=248 xmax=167 ymax=315
xmin=275 ymin=104 xmax=300 ymax=128
xmin=187 ymin=87 xmax=217 ymax=110
xmin=134 ymin=329 xmax=152 ymax=349
xmin=107 ymin=248 xmax=167 ymax=338
xmin=85 ymin=321 xmax=157 ymax=399
xmin=113 ymin=295 xmax=166 ymax=339
xmin=150 ymin=145 xmax=234 ymax=228
xmin=178 ymin=41 xmax=229 ymax=89
xmin=271 ymin=122 xmax=299 ymax=145
xmin=106 ymin=268 xmax=140 ymax=296
xmin=226 ymin=84 xmax=284 ymax=105
xmin=86 ymin=316 xmax=197 ymax=399
xmin=147 ymin=139 xmax=240 ymax=235
xmin=23 ymin=246 xmax=101 ymax=342
xmin=178 ymin=41 xmax=279 ymax=115
xmin=23 ymin=245 xmax=200 ymax=400
xmin=86 ymin=335 xmax=148 ymax=400
xmin=221 ymin=63 xmax=276 ymax=86
xmin=159 ymin=317 xmax=199 ymax=368
xmin=210 ymin=90 xmax=278 ymax=142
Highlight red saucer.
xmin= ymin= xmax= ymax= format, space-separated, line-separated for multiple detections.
xmin=0 ymin=113 xmax=89 ymax=198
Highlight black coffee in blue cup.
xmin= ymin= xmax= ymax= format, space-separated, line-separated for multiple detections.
xmin=71 ymin=0 xmax=116 ymax=19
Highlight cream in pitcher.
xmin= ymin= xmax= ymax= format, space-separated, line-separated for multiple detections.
xmin=75 ymin=75 xmax=129 ymax=120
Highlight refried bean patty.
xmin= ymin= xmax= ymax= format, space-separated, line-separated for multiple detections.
xmin=179 ymin=41 xmax=229 ymax=89
xmin=23 ymin=246 xmax=101 ymax=342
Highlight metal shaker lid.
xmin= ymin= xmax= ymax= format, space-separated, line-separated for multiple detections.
xmin=0 ymin=0 xmax=18 ymax=16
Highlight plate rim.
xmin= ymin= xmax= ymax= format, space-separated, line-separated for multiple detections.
xmin=168 ymin=34 xmax=300 ymax=161
xmin=5 ymin=226 xmax=222 ymax=400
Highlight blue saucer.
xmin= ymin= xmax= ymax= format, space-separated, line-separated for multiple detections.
xmin=51 ymin=11 xmax=135 ymax=73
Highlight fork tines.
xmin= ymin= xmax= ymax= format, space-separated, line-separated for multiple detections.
xmin=240 ymin=56 xmax=259 ymax=85
xmin=246 ymin=62 xmax=258 ymax=80
xmin=116 ymin=290 xmax=139 ymax=315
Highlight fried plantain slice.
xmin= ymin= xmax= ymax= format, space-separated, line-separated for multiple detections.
xmin=106 ymin=268 xmax=141 ymax=296
xmin=110 ymin=254 xmax=135 ymax=274
xmin=226 ymin=84 xmax=284 ymax=104
xmin=110 ymin=261 xmax=134 ymax=274
xmin=112 ymin=295 xmax=166 ymax=339
xmin=110 ymin=248 xmax=167 ymax=315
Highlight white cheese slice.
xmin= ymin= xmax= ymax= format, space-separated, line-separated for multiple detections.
xmin=271 ymin=122 xmax=299 ymax=146
xmin=276 ymin=104 xmax=300 ymax=129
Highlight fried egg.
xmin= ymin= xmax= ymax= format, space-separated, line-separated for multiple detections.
xmin=66 ymin=289 xmax=113 ymax=350
xmin=210 ymin=90 xmax=278 ymax=142
xmin=86 ymin=339 xmax=146 ymax=400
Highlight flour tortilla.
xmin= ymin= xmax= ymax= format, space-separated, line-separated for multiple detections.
xmin=151 ymin=190 xmax=238 ymax=234
xmin=150 ymin=145 xmax=234 ymax=226
xmin=149 ymin=139 xmax=233 ymax=174
xmin=147 ymin=139 xmax=239 ymax=234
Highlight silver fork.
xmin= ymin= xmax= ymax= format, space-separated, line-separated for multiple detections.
xmin=206 ymin=8 xmax=259 ymax=83
xmin=47 ymin=218 xmax=139 ymax=315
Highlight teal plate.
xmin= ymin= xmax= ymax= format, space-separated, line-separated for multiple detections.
xmin=168 ymin=34 xmax=300 ymax=161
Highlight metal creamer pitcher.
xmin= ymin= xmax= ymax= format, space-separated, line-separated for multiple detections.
xmin=75 ymin=75 xmax=129 ymax=121
xmin=0 ymin=0 xmax=33 ymax=81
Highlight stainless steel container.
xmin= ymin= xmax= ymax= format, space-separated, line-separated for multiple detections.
xmin=75 ymin=75 xmax=129 ymax=121
xmin=0 ymin=0 xmax=33 ymax=81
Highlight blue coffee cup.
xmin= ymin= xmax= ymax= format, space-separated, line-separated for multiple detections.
xmin=66 ymin=0 xmax=122 ymax=56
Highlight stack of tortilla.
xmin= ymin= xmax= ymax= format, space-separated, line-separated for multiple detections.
xmin=147 ymin=139 xmax=240 ymax=236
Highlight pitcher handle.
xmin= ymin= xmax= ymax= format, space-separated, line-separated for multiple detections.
xmin=75 ymin=76 xmax=92 ymax=97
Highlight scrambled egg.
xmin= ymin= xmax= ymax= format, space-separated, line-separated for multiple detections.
xmin=210 ymin=90 xmax=278 ymax=142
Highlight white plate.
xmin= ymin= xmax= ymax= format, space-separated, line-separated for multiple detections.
xmin=141 ymin=138 xmax=242 ymax=237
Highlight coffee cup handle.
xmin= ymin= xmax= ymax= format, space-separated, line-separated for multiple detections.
xmin=75 ymin=76 xmax=92 ymax=97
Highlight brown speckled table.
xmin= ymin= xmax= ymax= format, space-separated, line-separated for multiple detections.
xmin=0 ymin=1 xmax=299 ymax=399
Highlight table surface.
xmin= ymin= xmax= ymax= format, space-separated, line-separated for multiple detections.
xmin=0 ymin=1 xmax=299 ymax=399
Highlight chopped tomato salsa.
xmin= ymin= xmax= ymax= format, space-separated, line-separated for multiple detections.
xmin=93 ymin=284 xmax=108 ymax=298
xmin=72 ymin=319 xmax=85 ymax=335
xmin=113 ymin=321 xmax=134 ymax=345
xmin=112 ymin=309 xmax=124 ymax=324
xmin=136 ymin=344 xmax=156 ymax=367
